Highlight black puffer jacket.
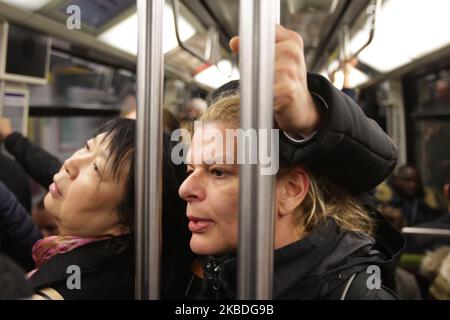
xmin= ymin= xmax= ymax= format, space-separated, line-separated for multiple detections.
xmin=185 ymin=74 xmax=401 ymax=300
xmin=0 ymin=153 xmax=32 ymax=212
xmin=0 ymin=181 xmax=41 ymax=271
xmin=282 ymin=73 xmax=397 ymax=194
xmin=211 ymin=73 xmax=397 ymax=194
xmin=4 ymin=132 xmax=61 ymax=188
xmin=185 ymin=211 xmax=404 ymax=300
xmin=28 ymin=237 xmax=134 ymax=300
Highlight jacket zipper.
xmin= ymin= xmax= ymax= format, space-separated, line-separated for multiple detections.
xmin=205 ymin=261 xmax=222 ymax=298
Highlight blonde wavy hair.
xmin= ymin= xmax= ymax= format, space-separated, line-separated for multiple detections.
xmin=200 ymin=95 xmax=375 ymax=237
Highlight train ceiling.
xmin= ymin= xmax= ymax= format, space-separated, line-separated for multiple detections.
xmin=1 ymin=0 xmax=450 ymax=89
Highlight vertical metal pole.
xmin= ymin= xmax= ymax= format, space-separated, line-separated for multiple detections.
xmin=0 ymin=80 xmax=5 ymax=116
xmin=135 ymin=0 xmax=164 ymax=300
xmin=238 ymin=0 xmax=279 ymax=300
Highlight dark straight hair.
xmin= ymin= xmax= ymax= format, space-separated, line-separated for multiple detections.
xmin=95 ymin=118 xmax=136 ymax=232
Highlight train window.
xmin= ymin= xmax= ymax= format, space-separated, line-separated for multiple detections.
xmin=28 ymin=116 xmax=114 ymax=161
xmin=28 ymin=50 xmax=134 ymax=113
xmin=416 ymin=70 xmax=450 ymax=113
xmin=414 ymin=120 xmax=449 ymax=191
xmin=410 ymin=69 xmax=450 ymax=192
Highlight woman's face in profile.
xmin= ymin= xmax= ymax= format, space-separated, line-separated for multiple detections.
xmin=179 ymin=122 xmax=240 ymax=256
xmin=44 ymin=133 xmax=128 ymax=237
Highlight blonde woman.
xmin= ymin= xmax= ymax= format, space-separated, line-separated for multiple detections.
xmin=180 ymin=91 xmax=403 ymax=300
xmin=179 ymin=26 xmax=402 ymax=300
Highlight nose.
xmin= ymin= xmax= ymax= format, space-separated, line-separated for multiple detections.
xmin=63 ymin=153 xmax=89 ymax=180
xmin=407 ymin=179 xmax=418 ymax=190
xmin=179 ymin=171 xmax=206 ymax=202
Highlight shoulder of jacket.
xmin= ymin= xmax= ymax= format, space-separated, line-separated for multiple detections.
xmin=4 ymin=131 xmax=24 ymax=147
xmin=343 ymin=271 xmax=399 ymax=300
xmin=323 ymin=270 xmax=398 ymax=300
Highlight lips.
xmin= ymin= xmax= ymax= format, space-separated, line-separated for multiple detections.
xmin=188 ymin=216 xmax=214 ymax=233
xmin=49 ymin=181 xmax=63 ymax=198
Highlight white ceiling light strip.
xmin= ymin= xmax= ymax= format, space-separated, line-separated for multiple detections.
xmin=1 ymin=0 xmax=51 ymax=11
xmin=98 ymin=3 xmax=195 ymax=56
xmin=351 ymin=0 xmax=450 ymax=73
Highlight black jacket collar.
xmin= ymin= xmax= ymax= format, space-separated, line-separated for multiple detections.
xmin=28 ymin=237 xmax=132 ymax=290
xmin=197 ymin=211 xmax=404 ymax=299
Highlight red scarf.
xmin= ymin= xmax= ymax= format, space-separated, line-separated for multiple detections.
xmin=32 ymin=235 xmax=111 ymax=269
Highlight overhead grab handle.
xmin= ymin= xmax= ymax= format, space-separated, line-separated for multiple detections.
xmin=351 ymin=0 xmax=382 ymax=59
xmin=172 ymin=0 xmax=239 ymax=79
xmin=171 ymin=0 xmax=219 ymax=64
xmin=331 ymin=0 xmax=381 ymax=76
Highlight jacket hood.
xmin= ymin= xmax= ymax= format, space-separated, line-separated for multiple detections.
xmin=200 ymin=209 xmax=404 ymax=299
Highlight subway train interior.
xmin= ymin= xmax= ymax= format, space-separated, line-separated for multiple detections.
xmin=0 ymin=0 xmax=449 ymax=303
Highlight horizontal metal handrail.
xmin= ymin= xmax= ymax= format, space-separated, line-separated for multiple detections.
xmin=402 ymin=227 xmax=450 ymax=237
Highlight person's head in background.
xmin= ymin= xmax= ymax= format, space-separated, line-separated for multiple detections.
xmin=119 ymin=88 xmax=137 ymax=119
xmin=32 ymin=197 xmax=59 ymax=237
xmin=163 ymin=108 xmax=180 ymax=135
xmin=43 ymin=118 xmax=135 ymax=238
xmin=178 ymin=98 xmax=207 ymax=147
xmin=393 ymin=165 xmax=423 ymax=199
xmin=435 ymin=79 xmax=450 ymax=103
xmin=182 ymin=98 xmax=207 ymax=121
xmin=444 ymin=171 xmax=450 ymax=212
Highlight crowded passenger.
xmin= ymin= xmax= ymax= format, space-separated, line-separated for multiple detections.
xmin=0 ymin=117 xmax=61 ymax=189
xmin=178 ymin=98 xmax=208 ymax=147
xmin=0 ymin=253 xmax=32 ymax=300
xmin=180 ymin=26 xmax=402 ymax=300
xmin=1 ymin=119 xmax=136 ymax=299
xmin=420 ymin=246 xmax=450 ymax=300
xmin=375 ymin=164 xmax=444 ymax=226
xmin=406 ymin=172 xmax=450 ymax=253
xmin=163 ymin=108 xmax=181 ymax=135
xmin=0 ymin=118 xmax=32 ymax=212
xmin=0 ymin=180 xmax=41 ymax=272
xmin=0 ymin=153 xmax=31 ymax=213
xmin=0 ymin=117 xmax=191 ymax=299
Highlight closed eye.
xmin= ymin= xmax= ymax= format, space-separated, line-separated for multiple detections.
xmin=93 ymin=163 xmax=103 ymax=178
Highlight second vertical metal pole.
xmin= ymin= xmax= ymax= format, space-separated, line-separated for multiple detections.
xmin=135 ymin=0 xmax=164 ymax=300
xmin=238 ymin=0 xmax=279 ymax=300
xmin=0 ymin=81 xmax=5 ymax=117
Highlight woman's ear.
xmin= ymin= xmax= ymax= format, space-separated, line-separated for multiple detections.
xmin=277 ymin=167 xmax=310 ymax=217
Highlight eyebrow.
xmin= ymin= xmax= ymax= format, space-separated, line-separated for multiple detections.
xmin=88 ymin=137 xmax=108 ymax=160
xmin=197 ymin=155 xmax=237 ymax=166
